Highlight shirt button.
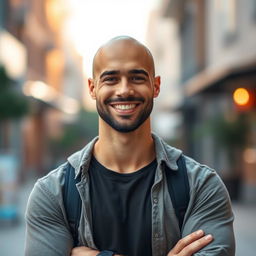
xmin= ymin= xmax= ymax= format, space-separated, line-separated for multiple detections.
xmin=153 ymin=198 xmax=158 ymax=204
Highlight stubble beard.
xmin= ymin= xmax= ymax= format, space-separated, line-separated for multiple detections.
xmin=96 ymin=97 xmax=153 ymax=133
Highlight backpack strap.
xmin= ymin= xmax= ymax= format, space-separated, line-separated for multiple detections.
xmin=63 ymin=162 xmax=82 ymax=247
xmin=165 ymin=154 xmax=190 ymax=230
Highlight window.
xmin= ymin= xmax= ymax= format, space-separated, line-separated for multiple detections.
xmin=215 ymin=0 xmax=237 ymax=45
xmin=251 ymin=0 xmax=256 ymax=22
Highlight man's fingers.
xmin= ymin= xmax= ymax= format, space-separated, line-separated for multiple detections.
xmin=168 ymin=230 xmax=213 ymax=256
xmin=171 ymin=230 xmax=205 ymax=254
xmin=179 ymin=234 xmax=213 ymax=256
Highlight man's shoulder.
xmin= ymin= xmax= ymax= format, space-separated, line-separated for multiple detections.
xmin=182 ymin=154 xmax=227 ymax=196
xmin=152 ymin=133 xmax=216 ymax=175
xmin=34 ymin=162 xmax=68 ymax=198
xmin=36 ymin=137 xmax=98 ymax=190
xmin=183 ymin=154 xmax=215 ymax=174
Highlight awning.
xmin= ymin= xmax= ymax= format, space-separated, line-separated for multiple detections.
xmin=23 ymin=80 xmax=80 ymax=115
xmin=184 ymin=60 xmax=256 ymax=97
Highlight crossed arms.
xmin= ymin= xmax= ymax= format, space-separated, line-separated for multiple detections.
xmin=71 ymin=230 xmax=213 ymax=256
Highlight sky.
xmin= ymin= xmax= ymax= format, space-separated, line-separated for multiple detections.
xmin=65 ymin=0 xmax=158 ymax=77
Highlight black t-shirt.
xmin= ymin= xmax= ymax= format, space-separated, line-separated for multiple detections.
xmin=89 ymin=156 xmax=157 ymax=256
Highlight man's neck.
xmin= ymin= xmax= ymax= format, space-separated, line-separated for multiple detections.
xmin=93 ymin=123 xmax=156 ymax=173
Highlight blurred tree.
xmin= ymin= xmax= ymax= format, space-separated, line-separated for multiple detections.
xmin=49 ymin=109 xmax=98 ymax=161
xmin=0 ymin=65 xmax=29 ymax=120
xmin=212 ymin=114 xmax=248 ymax=149
xmin=193 ymin=113 xmax=248 ymax=150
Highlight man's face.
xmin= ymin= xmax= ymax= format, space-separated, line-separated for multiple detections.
xmin=89 ymin=40 xmax=160 ymax=133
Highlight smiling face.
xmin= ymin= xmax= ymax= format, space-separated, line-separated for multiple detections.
xmin=88 ymin=37 xmax=160 ymax=133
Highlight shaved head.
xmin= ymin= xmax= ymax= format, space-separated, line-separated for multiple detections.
xmin=92 ymin=36 xmax=155 ymax=78
xmin=88 ymin=35 xmax=160 ymax=133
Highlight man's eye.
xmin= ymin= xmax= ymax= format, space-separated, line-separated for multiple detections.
xmin=103 ymin=77 xmax=118 ymax=83
xmin=131 ymin=76 xmax=146 ymax=82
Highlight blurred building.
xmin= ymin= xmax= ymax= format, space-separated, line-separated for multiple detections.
xmin=0 ymin=0 xmax=27 ymax=169
xmin=146 ymin=6 xmax=183 ymax=141
xmin=150 ymin=0 xmax=256 ymax=203
xmin=0 ymin=0 xmax=84 ymax=179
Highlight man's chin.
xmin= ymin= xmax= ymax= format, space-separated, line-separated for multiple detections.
xmin=97 ymin=106 xmax=152 ymax=134
xmin=109 ymin=123 xmax=140 ymax=133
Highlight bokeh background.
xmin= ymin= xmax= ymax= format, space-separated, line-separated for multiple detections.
xmin=0 ymin=0 xmax=256 ymax=255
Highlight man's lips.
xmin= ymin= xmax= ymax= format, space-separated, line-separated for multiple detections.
xmin=104 ymin=96 xmax=144 ymax=105
xmin=110 ymin=103 xmax=139 ymax=114
xmin=105 ymin=97 xmax=144 ymax=114
xmin=112 ymin=103 xmax=137 ymax=110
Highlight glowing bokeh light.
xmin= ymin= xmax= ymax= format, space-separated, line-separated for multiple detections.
xmin=233 ymin=88 xmax=250 ymax=106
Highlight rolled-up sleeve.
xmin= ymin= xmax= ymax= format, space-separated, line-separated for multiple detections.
xmin=25 ymin=180 xmax=73 ymax=256
xmin=183 ymin=164 xmax=235 ymax=256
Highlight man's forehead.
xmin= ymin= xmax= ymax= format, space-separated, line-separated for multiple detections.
xmin=97 ymin=40 xmax=149 ymax=61
xmin=93 ymin=38 xmax=154 ymax=76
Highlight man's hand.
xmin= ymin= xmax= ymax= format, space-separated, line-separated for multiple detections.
xmin=167 ymin=230 xmax=213 ymax=256
xmin=71 ymin=246 xmax=99 ymax=256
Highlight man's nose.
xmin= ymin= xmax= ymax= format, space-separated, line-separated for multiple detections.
xmin=116 ymin=78 xmax=134 ymax=97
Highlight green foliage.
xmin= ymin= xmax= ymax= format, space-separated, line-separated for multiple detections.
xmin=193 ymin=113 xmax=248 ymax=149
xmin=0 ymin=65 xmax=29 ymax=120
xmin=211 ymin=114 xmax=248 ymax=148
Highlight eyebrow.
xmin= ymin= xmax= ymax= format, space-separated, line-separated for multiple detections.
xmin=100 ymin=70 xmax=120 ymax=79
xmin=99 ymin=69 xmax=149 ymax=79
xmin=128 ymin=69 xmax=149 ymax=77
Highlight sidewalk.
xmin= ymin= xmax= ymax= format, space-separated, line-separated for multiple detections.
xmin=232 ymin=202 xmax=256 ymax=256
xmin=1 ymin=179 xmax=256 ymax=256
xmin=0 ymin=178 xmax=35 ymax=256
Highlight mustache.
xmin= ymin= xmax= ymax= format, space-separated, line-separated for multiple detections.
xmin=105 ymin=96 xmax=145 ymax=104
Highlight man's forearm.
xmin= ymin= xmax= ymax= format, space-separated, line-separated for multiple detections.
xmin=71 ymin=230 xmax=213 ymax=256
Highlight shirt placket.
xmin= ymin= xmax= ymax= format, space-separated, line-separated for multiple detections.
xmin=77 ymin=174 xmax=97 ymax=249
xmin=151 ymin=164 xmax=166 ymax=256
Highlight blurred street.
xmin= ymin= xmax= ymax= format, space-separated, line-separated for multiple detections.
xmin=1 ymin=0 xmax=256 ymax=255
xmin=0 ymin=178 xmax=35 ymax=256
xmin=0 ymin=179 xmax=255 ymax=256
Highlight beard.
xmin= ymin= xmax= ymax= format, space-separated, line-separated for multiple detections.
xmin=96 ymin=96 xmax=153 ymax=133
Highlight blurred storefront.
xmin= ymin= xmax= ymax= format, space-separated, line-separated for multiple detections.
xmin=0 ymin=0 xmax=84 ymax=180
xmin=0 ymin=0 xmax=28 ymax=223
xmin=0 ymin=0 xmax=99 ymax=225
xmin=155 ymin=0 xmax=256 ymax=203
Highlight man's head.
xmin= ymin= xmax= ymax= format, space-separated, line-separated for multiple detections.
xmin=88 ymin=36 xmax=160 ymax=133
xmin=92 ymin=36 xmax=156 ymax=78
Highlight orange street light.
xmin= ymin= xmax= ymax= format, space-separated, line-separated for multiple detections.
xmin=233 ymin=88 xmax=250 ymax=106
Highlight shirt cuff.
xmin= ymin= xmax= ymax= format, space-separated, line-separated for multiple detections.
xmin=97 ymin=250 xmax=115 ymax=256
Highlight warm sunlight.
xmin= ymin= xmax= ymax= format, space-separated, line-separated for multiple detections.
xmin=64 ymin=0 xmax=157 ymax=77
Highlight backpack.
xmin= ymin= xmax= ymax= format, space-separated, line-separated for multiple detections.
xmin=63 ymin=155 xmax=190 ymax=246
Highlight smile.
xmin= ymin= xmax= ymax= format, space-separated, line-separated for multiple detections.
xmin=114 ymin=104 xmax=137 ymax=110
xmin=110 ymin=103 xmax=139 ymax=114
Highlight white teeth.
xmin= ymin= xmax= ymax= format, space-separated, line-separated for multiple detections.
xmin=114 ymin=104 xmax=136 ymax=110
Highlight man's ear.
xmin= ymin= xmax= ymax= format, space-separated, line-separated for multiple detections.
xmin=88 ymin=78 xmax=96 ymax=99
xmin=153 ymin=76 xmax=161 ymax=98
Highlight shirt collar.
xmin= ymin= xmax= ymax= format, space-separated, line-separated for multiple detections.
xmin=67 ymin=136 xmax=98 ymax=178
xmin=67 ymin=133 xmax=182 ymax=178
xmin=152 ymin=133 xmax=182 ymax=171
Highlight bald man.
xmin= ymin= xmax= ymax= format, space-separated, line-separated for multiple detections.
xmin=25 ymin=36 xmax=235 ymax=256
